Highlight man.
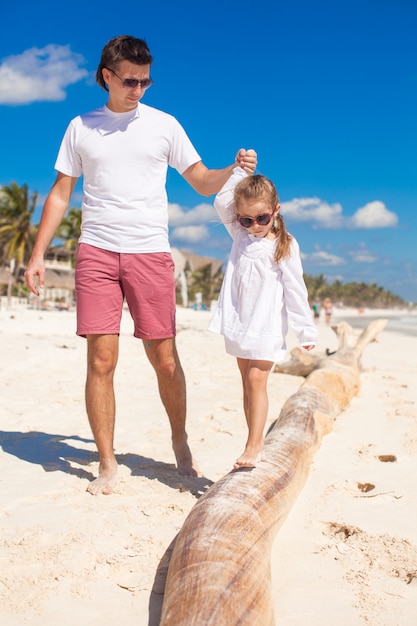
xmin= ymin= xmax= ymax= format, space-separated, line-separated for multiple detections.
xmin=25 ymin=35 xmax=257 ymax=495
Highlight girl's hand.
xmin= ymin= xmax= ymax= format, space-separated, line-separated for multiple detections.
xmin=302 ymin=344 xmax=315 ymax=351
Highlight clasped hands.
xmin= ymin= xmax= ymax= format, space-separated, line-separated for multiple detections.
xmin=235 ymin=148 xmax=257 ymax=174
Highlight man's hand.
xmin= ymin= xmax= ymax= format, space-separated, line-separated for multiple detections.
xmin=24 ymin=258 xmax=45 ymax=297
xmin=235 ymin=148 xmax=257 ymax=174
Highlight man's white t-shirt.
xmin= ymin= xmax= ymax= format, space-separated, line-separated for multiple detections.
xmin=55 ymin=103 xmax=201 ymax=253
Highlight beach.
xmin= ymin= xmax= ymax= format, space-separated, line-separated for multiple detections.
xmin=0 ymin=302 xmax=416 ymax=625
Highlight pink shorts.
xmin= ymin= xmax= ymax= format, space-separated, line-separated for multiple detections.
xmin=75 ymin=243 xmax=176 ymax=339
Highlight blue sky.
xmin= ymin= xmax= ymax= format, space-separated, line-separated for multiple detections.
xmin=1 ymin=0 xmax=416 ymax=302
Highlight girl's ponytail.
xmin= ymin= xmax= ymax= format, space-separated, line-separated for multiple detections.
xmin=272 ymin=213 xmax=292 ymax=263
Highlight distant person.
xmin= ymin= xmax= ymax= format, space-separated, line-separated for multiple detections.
xmin=24 ymin=35 xmax=257 ymax=495
xmin=209 ymin=167 xmax=317 ymax=469
xmin=312 ymin=298 xmax=321 ymax=320
xmin=323 ymin=297 xmax=333 ymax=325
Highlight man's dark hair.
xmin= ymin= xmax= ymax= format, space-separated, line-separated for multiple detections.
xmin=96 ymin=35 xmax=153 ymax=91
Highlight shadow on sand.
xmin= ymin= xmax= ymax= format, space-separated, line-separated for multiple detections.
xmin=0 ymin=429 xmax=212 ymax=494
xmin=148 ymin=536 xmax=178 ymax=626
xmin=1 ymin=429 xmax=212 ymax=624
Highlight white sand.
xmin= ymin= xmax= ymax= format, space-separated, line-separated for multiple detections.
xmin=0 ymin=303 xmax=416 ymax=625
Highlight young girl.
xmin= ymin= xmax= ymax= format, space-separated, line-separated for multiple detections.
xmin=209 ymin=166 xmax=318 ymax=469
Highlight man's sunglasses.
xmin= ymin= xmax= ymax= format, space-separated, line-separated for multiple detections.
xmin=237 ymin=212 xmax=274 ymax=228
xmin=106 ymin=67 xmax=153 ymax=90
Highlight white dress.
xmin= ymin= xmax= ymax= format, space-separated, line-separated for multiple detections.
xmin=209 ymin=168 xmax=318 ymax=362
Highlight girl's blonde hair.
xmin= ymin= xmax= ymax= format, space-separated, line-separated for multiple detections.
xmin=234 ymin=175 xmax=292 ymax=262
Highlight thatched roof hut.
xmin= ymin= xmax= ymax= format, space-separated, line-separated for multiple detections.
xmin=0 ymin=267 xmax=12 ymax=286
xmin=44 ymin=269 xmax=75 ymax=290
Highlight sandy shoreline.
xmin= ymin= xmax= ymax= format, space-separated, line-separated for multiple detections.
xmin=0 ymin=304 xmax=416 ymax=625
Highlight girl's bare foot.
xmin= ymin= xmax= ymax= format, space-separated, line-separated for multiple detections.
xmin=234 ymin=446 xmax=265 ymax=469
xmin=87 ymin=459 xmax=118 ymax=495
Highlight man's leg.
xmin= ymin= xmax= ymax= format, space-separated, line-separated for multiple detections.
xmin=144 ymin=337 xmax=201 ymax=477
xmin=85 ymin=334 xmax=119 ymax=495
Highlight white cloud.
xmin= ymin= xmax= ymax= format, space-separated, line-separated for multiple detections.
xmin=301 ymin=250 xmax=346 ymax=266
xmin=281 ymin=197 xmax=398 ymax=230
xmin=170 ymin=225 xmax=210 ymax=244
xmin=281 ymin=198 xmax=344 ymax=228
xmin=0 ymin=45 xmax=88 ymax=105
xmin=350 ymin=201 xmax=398 ymax=228
xmin=352 ymin=251 xmax=378 ymax=263
xmin=168 ymin=202 xmax=216 ymax=226
xmin=349 ymin=243 xmax=378 ymax=263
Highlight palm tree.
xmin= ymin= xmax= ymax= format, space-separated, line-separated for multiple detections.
xmin=56 ymin=207 xmax=82 ymax=259
xmin=0 ymin=182 xmax=38 ymax=300
xmin=303 ymin=273 xmax=406 ymax=308
xmin=188 ymin=263 xmax=224 ymax=307
xmin=304 ymin=272 xmax=327 ymax=302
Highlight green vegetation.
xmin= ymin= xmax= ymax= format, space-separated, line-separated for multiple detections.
xmin=185 ymin=264 xmax=224 ymax=307
xmin=304 ymin=273 xmax=407 ymax=308
xmin=56 ymin=207 xmax=82 ymax=261
xmin=0 ymin=182 xmax=38 ymax=279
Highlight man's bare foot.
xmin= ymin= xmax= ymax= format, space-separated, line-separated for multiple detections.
xmin=233 ymin=446 xmax=266 ymax=469
xmin=87 ymin=459 xmax=118 ymax=495
xmin=173 ymin=437 xmax=202 ymax=477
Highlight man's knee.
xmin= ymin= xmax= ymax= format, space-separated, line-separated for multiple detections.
xmin=87 ymin=337 xmax=118 ymax=376
xmin=145 ymin=339 xmax=179 ymax=372
xmin=153 ymin=353 xmax=182 ymax=379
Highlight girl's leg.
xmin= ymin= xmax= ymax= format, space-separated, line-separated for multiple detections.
xmin=236 ymin=358 xmax=273 ymax=468
xmin=237 ymin=358 xmax=250 ymax=426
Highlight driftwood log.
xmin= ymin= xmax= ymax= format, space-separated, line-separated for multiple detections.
xmin=159 ymin=319 xmax=387 ymax=626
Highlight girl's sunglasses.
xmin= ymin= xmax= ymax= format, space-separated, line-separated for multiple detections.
xmin=237 ymin=212 xmax=274 ymax=228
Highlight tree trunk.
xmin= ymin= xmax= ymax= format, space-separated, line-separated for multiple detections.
xmin=159 ymin=319 xmax=387 ymax=626
xmin=6 ymin=258 xmax=15 ymax=308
